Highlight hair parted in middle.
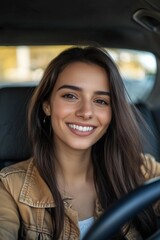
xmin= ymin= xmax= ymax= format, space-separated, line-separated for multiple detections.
xmin=28 ymin=46 xmax=157 ymax=239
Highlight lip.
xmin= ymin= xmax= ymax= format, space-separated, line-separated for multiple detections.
xmin=66 ymin=122 xmax=96 ymax=136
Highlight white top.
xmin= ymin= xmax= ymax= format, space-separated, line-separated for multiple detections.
xmin=78 ymin=217 xmax=94 ymax=240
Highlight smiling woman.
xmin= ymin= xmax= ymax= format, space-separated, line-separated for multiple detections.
xmin=0 ymin=45 xmax=160 ymax=240
xmin=42 ymin=61 xmax=112 ymax=151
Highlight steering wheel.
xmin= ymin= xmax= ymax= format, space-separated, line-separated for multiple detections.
xmin=83 ymin=177 xmax=160 ymax=240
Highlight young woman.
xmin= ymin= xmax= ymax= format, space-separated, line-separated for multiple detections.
xmin=0 ymin=46 xmax=160 ymax=240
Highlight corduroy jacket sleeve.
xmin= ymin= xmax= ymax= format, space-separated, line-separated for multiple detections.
xmin=0 ymin=180 xmax=20 ymax=240
xmin=141 ymin=154 xmax=160 ymax=179
xmin=141 ymin=153 xmax=160 ymax=216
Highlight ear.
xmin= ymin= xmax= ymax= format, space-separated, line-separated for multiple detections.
xmin=42 ymin=101 xmax=51 ymax=116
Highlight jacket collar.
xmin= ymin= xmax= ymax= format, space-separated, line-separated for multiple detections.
xmin=18 ymin=158 xmax=104 ymax=217
xmin=19 ymin=159 xmax=56 ymax=208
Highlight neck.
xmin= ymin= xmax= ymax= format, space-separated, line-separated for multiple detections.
xmin=54 ymin=143 xmax=93 ymax=186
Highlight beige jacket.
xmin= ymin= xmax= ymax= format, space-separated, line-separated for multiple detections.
xmin=0 ymin=154 xmax=160 ymax=240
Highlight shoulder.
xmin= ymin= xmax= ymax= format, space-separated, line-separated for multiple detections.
xmin=0 ymin=158 xmax=33 ymax=178
xmin=0 ymin=158 xmax=34 ymax=193
xmin=141 ymin=153 xmax=160 ymax=179
xmin=0 ymin=158 xmax=54 ymax=207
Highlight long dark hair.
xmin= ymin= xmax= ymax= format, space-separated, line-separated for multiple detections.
xmin=28 ymin=46 xmax=157 ymax=239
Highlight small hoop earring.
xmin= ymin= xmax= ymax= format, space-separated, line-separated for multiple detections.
xmin=43 ymin=116 xmax=47 ymax=124
xmin=43 ymin=115 xmax=52 ymax=136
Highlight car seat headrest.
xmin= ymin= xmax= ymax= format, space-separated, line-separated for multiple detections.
xmin=0 ymin=86 xmax=35 ymax=169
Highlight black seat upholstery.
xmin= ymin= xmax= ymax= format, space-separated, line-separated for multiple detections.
xmin=135 ymin=103 xmax=160 ymax=161
xmin=152 ymin=107 xmax=160 ymax=134
xmin=0 ymin=86 xmax=160 ymax=170
xmin=0 ymin=86 xmax=35 ymax=169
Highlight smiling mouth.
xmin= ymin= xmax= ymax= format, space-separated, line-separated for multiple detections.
xmin=68 ymin=124 xmax=94 ymax=132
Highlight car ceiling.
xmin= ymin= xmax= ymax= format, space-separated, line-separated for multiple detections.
xmin=0 ymin=0 xmax=160 ymax=54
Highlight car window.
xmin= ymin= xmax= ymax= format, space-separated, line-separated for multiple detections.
xmin=0 ymin=46 xmax=157 ymax=103
xmin=108 ymin=49 xmax=157 ymax=103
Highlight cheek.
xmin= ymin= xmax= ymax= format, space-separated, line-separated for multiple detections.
xmin=50 ymin=101 xmax=74 ymax=119
xmin=100 ymin=108 xmax=112 ymax=126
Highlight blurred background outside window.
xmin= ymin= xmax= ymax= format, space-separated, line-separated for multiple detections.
xmin=0 ymin=46 xmax=157 ymax=102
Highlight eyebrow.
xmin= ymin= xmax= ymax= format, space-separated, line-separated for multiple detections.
xmin=57 ymin=84 xmax=110 ymax=96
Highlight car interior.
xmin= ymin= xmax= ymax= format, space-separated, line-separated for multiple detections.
xmin=0 ymin=0 xmax=160 ymax=166
xmin=0 ymin=0 xmax=160 ymax=238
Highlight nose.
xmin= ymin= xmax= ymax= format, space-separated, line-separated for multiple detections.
xmin=75 ymin=100 xmax=93 ymax=120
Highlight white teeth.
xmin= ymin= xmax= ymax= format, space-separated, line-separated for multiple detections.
xmin=68 ymin=124 xmax=94 ymax=132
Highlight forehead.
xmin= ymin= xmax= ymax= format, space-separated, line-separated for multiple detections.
xmin=55 ymin=61 xmax=110 ymax=90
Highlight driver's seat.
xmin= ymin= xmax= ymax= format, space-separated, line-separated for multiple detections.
xmin=0 ymin=85 xmax=35 ymax=170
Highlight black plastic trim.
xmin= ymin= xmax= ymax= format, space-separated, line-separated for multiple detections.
xmin=133 ymin=9 xmax=160 ymax=33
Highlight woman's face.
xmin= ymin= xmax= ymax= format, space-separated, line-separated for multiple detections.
xmin=43 ymin=61 xmax=112 ymax=151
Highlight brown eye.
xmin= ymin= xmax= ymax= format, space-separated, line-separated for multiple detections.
xmin=62 ymin=94 xmax=77 ymax=99
xmin=95 ymin=99 xmax=108 ymax=105
xmin=62 ymin=93 xmax=78 ymax=101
